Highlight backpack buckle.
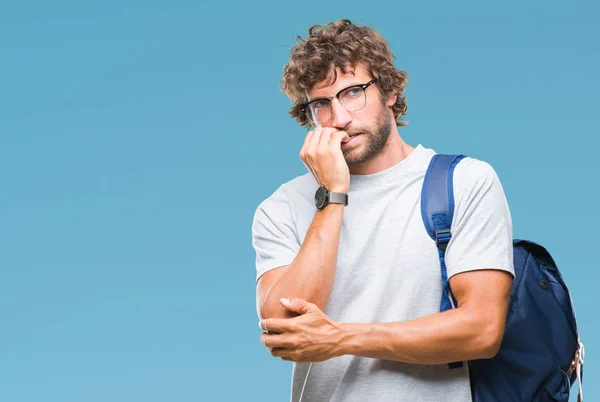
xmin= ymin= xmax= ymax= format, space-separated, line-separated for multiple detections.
xmin=434 ymin=229 xmax=451 ymax=251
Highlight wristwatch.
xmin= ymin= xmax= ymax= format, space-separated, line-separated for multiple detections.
xmin=314 ymin=185 xmax=349 ymax=210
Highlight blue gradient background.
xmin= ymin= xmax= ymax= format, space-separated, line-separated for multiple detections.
xmin=1 ymin=1 xmax=597 ymax=401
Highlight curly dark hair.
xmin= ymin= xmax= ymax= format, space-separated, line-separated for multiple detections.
xmin=281 ymin=19 xmax=408 ymax=128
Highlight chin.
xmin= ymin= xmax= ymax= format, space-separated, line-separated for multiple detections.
xmin=344 ymin=150 xmax=370 ymax=166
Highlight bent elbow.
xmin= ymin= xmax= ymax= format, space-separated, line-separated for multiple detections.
xmin=481 ymin=340 xmax=502 ymax=359
xmin=259 ymin=295 xmax=326 ymax=320
xmin=259 ymin=298 xmax=298 ymax=320
xmin=478 ymin=327 xmax=504 ymax=359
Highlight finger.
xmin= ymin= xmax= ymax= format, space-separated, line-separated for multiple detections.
xmin=258 ymin=320 xmax=279 ymax=334
xmin=261 ymin=333 xmax=295 ymax=349
xmin=260 ymin=317 xmax=292 ymax=334
xmin=300 ymin=130 xmax=320 ymax=185
xmin=270 ymin=347 xmax=291 ymax=358
xmin=305 ymin=128 xmax=323 ymax=185
xmin=305 ymin=126 xmax=323 ymax=166
xmin=317 ymin=127 xmax=338 ymax=150
xmin=282 ymin=297 xmax=318 ymax=315
xmin=329 ymin=130 xmax=350 ymax=147
xmin=299 ymin=130 xmax=312 ymax=168
xmin=299 ymin=129 xmax=314 ymax=166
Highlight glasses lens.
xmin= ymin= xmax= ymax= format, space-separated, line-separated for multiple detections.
xmin=340 ymin=86 xmax=366 ymax=112
xmin=307 ymin=100 xmax=332 ymax=125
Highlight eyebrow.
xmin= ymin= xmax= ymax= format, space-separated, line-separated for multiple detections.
xmin=307 ymin=82 xmax=365 ymax=101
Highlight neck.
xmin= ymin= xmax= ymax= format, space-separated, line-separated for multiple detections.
xmin=348 ymin=126 xmax=415 ymax=175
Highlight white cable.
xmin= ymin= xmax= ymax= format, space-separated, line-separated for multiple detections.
xmin=297 ymin=362 xmax=313 ymax=402
xmin=577 ymin=340 xmax=585 ymax=402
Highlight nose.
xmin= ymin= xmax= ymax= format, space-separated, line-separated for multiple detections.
xmin=330 ymin=98 xmax=353 ymax=129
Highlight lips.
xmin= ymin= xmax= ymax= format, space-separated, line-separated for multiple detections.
xmin=342 ymin=133 xmax=362 ymax=146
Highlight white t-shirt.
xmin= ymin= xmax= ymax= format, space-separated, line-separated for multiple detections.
xmin=251 ymin=143 xmax=514 ymax=402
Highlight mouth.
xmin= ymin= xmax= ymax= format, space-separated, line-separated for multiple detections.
xmin=342 ymin=133 xmax=362 ymax=147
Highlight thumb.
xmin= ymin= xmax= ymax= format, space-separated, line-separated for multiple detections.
xmin=280 ymin=298 xmax=317 ymax=315
xmin=338 ymin=130 xmax=351 ymax=144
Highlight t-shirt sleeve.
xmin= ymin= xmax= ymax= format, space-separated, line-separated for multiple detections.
xmin=251 ymin=184 xmax=301 ymax=282
xmin=444 ymin=159 xmax=515 ymax=279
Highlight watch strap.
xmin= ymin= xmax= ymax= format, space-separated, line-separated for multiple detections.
xmin=328 ymin=191 xmax=348 ymax=206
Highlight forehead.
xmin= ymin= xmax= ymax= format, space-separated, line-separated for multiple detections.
xmin=308 ymin=62 xmax=371 ymax=99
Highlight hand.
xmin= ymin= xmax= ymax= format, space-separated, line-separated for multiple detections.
xmin=299 ymin=127 xmax=351 ymax=193
xmin=259 ymin=298 xmax=346 ymax=363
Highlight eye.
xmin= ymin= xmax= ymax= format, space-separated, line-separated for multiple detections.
xmin=347 ymin=88 xmax=361 ymax=96
xmin=312 ymin=100 xmax=330 ymax=110
xmin=341 ymin=87 xmax=363 ymax=101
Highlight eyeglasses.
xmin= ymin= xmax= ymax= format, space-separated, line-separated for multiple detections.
xmin=300 ymin=78 xmax=377 ymax=126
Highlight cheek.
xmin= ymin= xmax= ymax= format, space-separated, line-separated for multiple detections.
xmin=354 ymin=102 xmax=377 ymax=122
xmin=356 ymin=102 xmax=386 ymax=125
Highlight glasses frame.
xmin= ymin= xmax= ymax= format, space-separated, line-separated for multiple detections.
xmin=300 ymin=78 xmax=378 ymax=124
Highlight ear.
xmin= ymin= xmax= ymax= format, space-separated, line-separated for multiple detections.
xmin=386 ymin=91 xmax=398 ymax=107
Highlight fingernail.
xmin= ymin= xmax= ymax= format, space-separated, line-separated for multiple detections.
xmin=281 ymin=298 xmax=290 ymax=304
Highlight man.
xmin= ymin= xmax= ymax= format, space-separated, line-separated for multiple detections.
xmin=251 ymin=19 xmax=514 ymax=402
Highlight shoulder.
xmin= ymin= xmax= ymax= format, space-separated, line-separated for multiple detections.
xmin=453 ymin=156 xmax=502 ymax=196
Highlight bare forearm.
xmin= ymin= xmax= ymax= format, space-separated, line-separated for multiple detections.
xmin=339 ymin=307 xmax=502 ymax=364
xmin=261 ymin=204 xmax=344 ymax=318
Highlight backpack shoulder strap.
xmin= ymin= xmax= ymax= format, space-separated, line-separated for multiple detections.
xmin=421 ymin=153 xmax=467 ymax=310
xmin=421 ymin=153 xmax=467 ymax=370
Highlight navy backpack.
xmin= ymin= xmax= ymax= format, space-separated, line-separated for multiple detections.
xmin=421 ymin=154 xmax=585 ymax=402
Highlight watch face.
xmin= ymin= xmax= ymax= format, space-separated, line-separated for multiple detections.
xmin=315 ymin=186 xmax=328 ymax=209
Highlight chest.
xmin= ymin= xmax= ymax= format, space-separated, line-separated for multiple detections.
xmin=295 ymin=183 xmax=445 ymax=321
